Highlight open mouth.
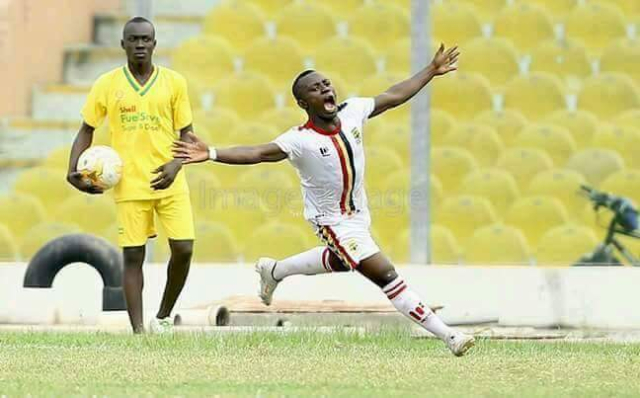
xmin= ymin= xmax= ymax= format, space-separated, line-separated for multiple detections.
xmin=324 ymin=94 xmax=337 ymax=113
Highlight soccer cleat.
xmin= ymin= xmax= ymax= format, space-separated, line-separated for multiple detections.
xmin=446 ymin=331 xmax=475 ymax=357
xmin=256 ymin=257 xmax=279 ymax=306
xmin=149 ymin=317 xmax=174 ymax=334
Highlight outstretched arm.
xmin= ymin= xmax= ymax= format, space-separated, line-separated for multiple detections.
xmin=370 ymin=44 xmax=459 ymax=118
xmin=173 ymin=131 xmax=287 ymax=165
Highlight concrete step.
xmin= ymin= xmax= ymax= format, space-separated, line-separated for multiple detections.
xmin=1 ymin=119 xmax=77 ymax=164
xmin=122 ymin=0 xmax=220 ymax=17
xmin=94 ymin=13 xmax=203 ymax=48
xmin=63 ymin=45 xmax=173 ymax=85
xmin=32 ymin=85 xmax=90 ymax=121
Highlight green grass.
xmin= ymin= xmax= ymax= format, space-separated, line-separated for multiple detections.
xmin=1 ymin=330 xmax=640 ymax=397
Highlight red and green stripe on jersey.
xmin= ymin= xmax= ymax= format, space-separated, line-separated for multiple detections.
xmin=330 ymin=130 xmax=357 ymax=215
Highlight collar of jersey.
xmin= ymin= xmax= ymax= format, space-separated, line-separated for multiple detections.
xmin=123 ymin=65 xmax=160 ymax=96
xmin=303 ymin=119 xmax=341 ymax=136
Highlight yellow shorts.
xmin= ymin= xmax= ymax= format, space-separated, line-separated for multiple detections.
xmin=116 ymin=194 xmax=195 ymax=247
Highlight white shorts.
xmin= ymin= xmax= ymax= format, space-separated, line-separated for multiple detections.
xmin=312 ymin=212 xmax=380 ymax=270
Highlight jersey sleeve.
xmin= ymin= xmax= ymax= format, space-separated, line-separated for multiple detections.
xmin=172 ymin=74 xmax=194 ymax=131
xmin=272 ymin=129 xmax=303 ymax=160
xmin=345 ymin=97 xmax=376 ymax=124
xmin=81 ymin=75 xmax=109 ymax=128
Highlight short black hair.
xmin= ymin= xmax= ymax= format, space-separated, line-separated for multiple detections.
xmin=292 ymin=69 xmax=316 ymax=100
xmin=123 ymin=16 xmax=155 ymax=38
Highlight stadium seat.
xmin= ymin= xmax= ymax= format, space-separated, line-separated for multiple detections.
xmin=514 ymin=124 xmax=577 ymax=165
xmin=206 ymin=200 xmax=269 ymax=242
xmin=443 ymin=123 xmax=504 ymax=167
xmin=459 ymin=168 xmax=520 ymax=215
xmin=464 ymin=224 xmax=532 ymax=265
xmin=578 ymin=73 xmax=640 ymax=121
xmin=462 ymin=38 xmax=520 ymax=87
xmin=236 ymin=167 xmax=296 ymax=195
xmin=600 ymin=170 xmax=640 ymax=204
xmin=474 ymin=109 xmax=528 ymax=146
xmin=600 ymin=39 xmax=640 ymax=85
xmin=494 ymin=3 xmax=555 ymax=53
xmin=321 ymin=0 xmax=366 ymax=16
xmin=244 ymin=221 xmax=311 ymax=261
xmin=505 ymin=195 xmax=569 ymax=246
xmin=259 ymin=107 xmax=306 ymax=133
xmin=608 ymin=0 xmax=640 ymax=17
xmin=171 ymin=36 xmax=236 ymax=88
xmin=613 ymin=109 xmax=640 ymax=131
xmin=356 ymin=73 xmax=406 ymax=122
xmin=243 ymin=37 xmax=306 ymax=92
xmin=385 ymin=38 xmax=411 ymax=76
xmin=529 ymin=40 xmax=591 ymax=92
xmin=543 ymin=109 xmax=599 ymax=149
xmin=497 ymin=148 xmax=554 ymax=190
xmin=202 ymin=1 xmax=267 ymax=50
xmin=432 ymin=1 xmax=483 ymax=45
xmin=224 ymin=122 xmax=279 ymax=147
xmin=431 ymin=109 xmax=457 ymax=146
xmin=276 ymin=2 xmax=338 ymax=55
xmin=564 ymin=2 xmax=627 ymax=57
xmin=566 ymin=149 xmax=626 ymax=186
xmin=527 ymin=168 xmax=588 ymax=220
xmin=314 ymin=36 xmax=378 ymax=82
xmin=536 ymin=224 xmax=599 ymax=266
xmin=348 ymin=2 xmax=409 ymax=54
xmin=213 ymin=72 xmax=277 ymax=120
xmin=43 ymin=146 xmax=70 ymax=169
xmin=186 ymin=168 xmax=223 ymax=217
xmin=390 ymin=225 xmax=462 ymax=265
xmin=431 ymin=147 xmax=479 ymax=192
xmin=369 ymin=122 xmax=410 ymax=159
xmin=0 ymin=193 xmax=47 ymax=242
xmin=527 ymin=0 xmax=578 ymax=21
xmin=365 ymin=146 xmax=405 ymax=186
xmin=592 ymin=125 xmax=640 ymax=169
xmin=432 ymin=72 xmax=493 ymax=121
xmin=457 ymin=0 xmax=509 ymax=21
xmin=247 ymin=0 xmax=294 ymax=18
xmin=0 ymin=224 xmax=18 ymax=262
xmin=19 ymin=222 xmax=82 ymax=260
xmin=14 ymin=167 xmax=76 ymax=211
xmin=192 ymin=107 xmax=240 ymax=145
xmin=54 ymin=195 xmax=117 ymax=236
xmin=503 ymin=72 xmax=567 ymax=120
xmin=191 ymin=222 xmax=241 ymax=263
xmin=434 ymin=195 xmax=498 ymax=245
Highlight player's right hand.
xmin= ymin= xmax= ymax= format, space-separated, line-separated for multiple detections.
xmin=67 ymin=171 xmax=104 ymax=194
xmin=172 ymin=131 xmax=210 ymax=164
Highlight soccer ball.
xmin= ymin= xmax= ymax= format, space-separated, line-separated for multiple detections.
xmin=77 ymin=146 xmax=123 ymax=190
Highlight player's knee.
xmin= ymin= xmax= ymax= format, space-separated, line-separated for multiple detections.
xmin=170 ymin=240 xmax=193 ymax=262
xmin=380 ymin=269 xmax=399 ymax=285
xmin=123 ymin=246 xmax=145 ymax=268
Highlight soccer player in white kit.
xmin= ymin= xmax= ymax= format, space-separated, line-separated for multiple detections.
xmin=173 ymin=44 xmax=474 ymax=356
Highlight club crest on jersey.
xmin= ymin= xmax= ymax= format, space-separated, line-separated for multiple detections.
xmin=347 ymin=239 xmax=359 ymax=253
xmin=351 ymin=127 xmax=362 ymax=144
xmin=319 ymin=146 xmax=331 ymax=157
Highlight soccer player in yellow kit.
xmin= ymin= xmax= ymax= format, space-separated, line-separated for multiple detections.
xmin=67 ymin=17 xmax=195 ymax=334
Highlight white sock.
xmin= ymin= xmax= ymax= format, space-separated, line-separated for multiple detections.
xmin=383 ymin=276 xmax=453 ymax=340
xmin=272 ymin=247 xmax=332 ymax=280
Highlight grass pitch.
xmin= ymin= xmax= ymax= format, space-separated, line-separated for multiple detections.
xmin=1 ymin=330 xmax=639 ymax=397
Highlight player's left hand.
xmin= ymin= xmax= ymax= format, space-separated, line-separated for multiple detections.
xmin=151 ymin=160 xmax=181 ymax=190
xmin=430 ymin=43 xmax=459 ymax=76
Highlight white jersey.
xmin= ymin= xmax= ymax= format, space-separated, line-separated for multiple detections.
xmin=273 ymin=97 xmax=375 ymax=226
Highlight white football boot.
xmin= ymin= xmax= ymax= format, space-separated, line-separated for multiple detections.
xmin=256 ymin=257 xmax=280 ymax=306
xmin=446 ymin=331 xmax=476 ymax=357
xmin=149 ymin=316 xmax=174 ymax=334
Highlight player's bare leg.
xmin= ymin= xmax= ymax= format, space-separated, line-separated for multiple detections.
xmin=123 ymin=245 xmax=146 ymax=334
xmin=357 ymin=252 xmax=475 ymax=356
xmin=152 ymin=239 xmax=193 ymax=331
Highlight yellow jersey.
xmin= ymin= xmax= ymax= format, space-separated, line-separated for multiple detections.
xmin=82 ymin=65 xmax=192 ymax=202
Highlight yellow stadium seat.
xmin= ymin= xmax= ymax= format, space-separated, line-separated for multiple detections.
xmin=503 ymin=72 xmax=567 ymax=120
xmin=497 ymin=148 xmax=554 ymax=190
xmin=564 ymin=2 xmax=627 ymax=57
xmin=385 ymin=38 xmax=411 ymax=76
xmin=192 ymin=222 xmax=241 ymax=263
xmin=566 ymin=149 xmax=626 ymax=186
xmin=369 ymin=122 xmax=409 ymax=159
xmin=433 ymin=1 xmax=482 ymax=45
xmin=237 ymin=167 xmax=296 ymax=194
xmin=193 ymin=107 xmax=240 ymax=145
xmin=185 ymin=167 xmax=222 ymax=217
xmin=494 ymin=3 xmax=554 ymax=53
xmin=459 ymin=168 xmax=520 ymax=215
xmin=356 ymin=73 xmax=406 ymax=122
xmin=207 ymin=200 xmax=268 ymax=242
xmin=462 ymin=37 xmax=520 ymax=86
xmin=578 ymin=73 xmax=640 ymax=121
xmin=543 ymin=109 xmax=599 ymax=149
xmin=243 ymin=37 xmax=306 ymax=92
xmin=601 ymin=170 xmax=640 ymax=204
xmin=443 ymin=123 xmax=505 ymax=167
xmin=171 ymin=36 xmax=236 ymax=88
xmin=224 ymin=122 xmax=279 ymax=146
xmin=527 ymin=168 xmax=587 ymax=220
xmin=54 ymin=195 xmax=116 ymax=236
xmin=390 ymin=225 xmax=462 ymax=265
xmin=276 ymin=2 xmax=337 ymax=55
xmin=608 ymin=0 xmax=640 ymax=17
xmin=365 ymin=118 xmax=388 ymax=142
xmin=259 ymin=107 xmax=306 ymax=133
xmin=202 ymin=1 xmax=266 ymax=50
xmin=536 ymin=224 xmax=599 ymax=266
xmin=247 ymin=0 xmax=294 ymax=18
xmin=514 ymin=123 xmax=577 ymax=165
xmin=600 ymin=39 xmax=640 ymax=85
xmin=314 ymin=36 xmax=377 ymax=82
xmin=20 ymin=222 xmax=82 ymax=260
xmin=0 ymin=224 xmax=19 ymax=262
xmin=244 ymin=221 xmax=311 ymax=261
xmin=431 ymin=146 xmax=479 ymax=192
xmin=321 ymin=0 xmax=365 ymax=16
xmin=349 ymin=2 xmax=409 ymax=54
xmin=593 ymin=124 xmax=640 ymax=169
xmin=14 ymin=167 xmax=76 ymax=211
xmin=474 ymin=109 xmax=528 ymax=146
xmin=432 ymin=72 xmax=494 ymax=120
xmin=527 ymin=0 xmax=578 ymax=21
xmin=0 ymin=193 xmax=46 ymax=242
xmin=529 ymin=39 xmax=591 ymax=92
xmin=505 ymin=195 xmax=569 ymax=246
xmin=465 ymin=224 xmax=532 ymax=265
xmin=435 ymin=195 xmax=498 ymax=245
xmin=213 ymin=72 xmax=277 ymax=120
xmin=366 ymin=146 xmax=405 ymax=186
xmin=43 ymin=146 xmax=71 ymax=169
xmin=614 ymin=109 xmax=640 ymax=130
xmin=431 ymin=109 xmax=457 ymax=146
xmin=458 ymin=0 xmax=509 ymax=21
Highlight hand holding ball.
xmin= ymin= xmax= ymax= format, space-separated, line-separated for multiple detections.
xmin=77 ymin=146 xmax=123 ymax=190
